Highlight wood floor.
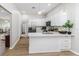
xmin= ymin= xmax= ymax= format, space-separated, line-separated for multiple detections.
xmin=3 ymin=36 xmax=77 ymax=56
xmin=3 ymin=37 xmax=29 ymax=56
xmin=29 ymin=51 xmax=77 ymax=56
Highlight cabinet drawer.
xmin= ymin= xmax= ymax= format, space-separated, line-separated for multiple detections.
xmin=63 ymin=41 xmax=71 ymax=44
xmin=63 ymin=45 xmax=71 ymax=49
xmin=64 ymin=39 xmax=71 ymax=42
xmin=61 ymin=38 xmax=71 ymax=50
xmin=62 ymin=43 xmax=71 ymax=49
xmin=63 ymin=41 xmax=71 ymax=46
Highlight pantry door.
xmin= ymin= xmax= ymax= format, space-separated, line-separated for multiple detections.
xmin=0 ymin=5 xmax=11 ymax=55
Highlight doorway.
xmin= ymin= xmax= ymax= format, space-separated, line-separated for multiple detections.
xmin=0 ymin=5 xmax=11 ymax=55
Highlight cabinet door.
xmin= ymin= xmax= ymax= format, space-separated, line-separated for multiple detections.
xmin=61 ymin=37 xmax=71 ymax=51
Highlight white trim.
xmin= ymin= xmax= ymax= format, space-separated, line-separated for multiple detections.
xmin=29 ymin=50 xmax=60 ymax=54
xmin=70 ymin=50 xmax=79 ymax=55
xmin=9 ymin=37 xmax=20 ymax=49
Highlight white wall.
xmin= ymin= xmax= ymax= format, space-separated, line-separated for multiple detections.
xmin=0 ymin=3 xmax=22 ymax=49
xmin=47 ymin=4 xmax=75 ymax=26
xmin=47 ymin=3 xmax=79 ymax=53
xmin=47 ymin=4 xmax=64 ymax=26
xmin=71 ymin=4 xmax=79 ymax=54
xmin=56 ymin=4 xmax=79 ymax=54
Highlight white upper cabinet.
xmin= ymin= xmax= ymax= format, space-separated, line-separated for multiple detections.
xmin=49 ymin=10 xmax=68 ymax=26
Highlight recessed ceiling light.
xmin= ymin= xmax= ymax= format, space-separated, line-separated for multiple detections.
xmin=62 ymin=12 xmax=67 ymax=15
xmin=38 ymin=11 xmax=42 ymax=15
xmin=38 ymin=10 xmax=45 ymax=15
xmin=61 ymin=10 xmax=67 ymax=15
xmin=48 ymin=3 xmax=51 ymax=6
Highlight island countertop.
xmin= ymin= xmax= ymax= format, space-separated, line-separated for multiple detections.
xmin=28 ymin=32 xmax=74 ymax=37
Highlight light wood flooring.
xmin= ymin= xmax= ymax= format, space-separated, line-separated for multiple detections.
xmin=3 ymin=36 xmax=77 ymax=56
xmin=29 ymin=51 xmax=77 ymax=56
xmin=3 ymin=37 xmax=29 ymax=56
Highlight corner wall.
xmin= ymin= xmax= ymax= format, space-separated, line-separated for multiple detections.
xmin=0 ymin=3 xmax=22 ymax=49
xmin=71 ymin=4 xmax=79 ymax=54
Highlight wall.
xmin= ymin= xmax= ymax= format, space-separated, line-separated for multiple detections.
xmin=47 ymin=4 xmax=64 ymax=26
xmin=47 ymin=4 xmax=75 ymax=26
xmin=71 ymin=3 xmax=79 ymax=54
xmin=47 ymin=3 xmax=79 ymax=54
xmin=57 ymin=4 xmax=79 ymax=54
xmin=0 ymin=3 xmax=22 ymax=49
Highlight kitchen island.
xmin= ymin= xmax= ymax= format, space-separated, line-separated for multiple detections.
xmin=28 ymin=33 xmax=74 ymax=53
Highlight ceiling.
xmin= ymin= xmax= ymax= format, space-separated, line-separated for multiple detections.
xmin=14 ymin=3 xmax=60 ymax=16
xmin=0 ymin=6 xmax=10 ymax=16
xmin=0 ymin=6 xmax=11 ymax=20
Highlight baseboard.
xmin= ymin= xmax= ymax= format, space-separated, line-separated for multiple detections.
xmin=9 ymin=37 xmax=20 ymax=49
xmin=70 ymin=50 xmax=79 ymax=55
xmin=29 ymin=50 xmax=60 ymax=54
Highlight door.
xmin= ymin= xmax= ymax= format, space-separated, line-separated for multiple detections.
xmin=0 ymin=5 xmax=11 ymax=55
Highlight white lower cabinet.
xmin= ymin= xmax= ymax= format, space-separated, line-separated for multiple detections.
xmin=29 ymin=33 xmax=72 ymax=53
xmin=61 ymin=36 xmax=71 ymax=51
xmin=29 ymin=36 xmax=72 ymax=53
xmin=29 ymin=36 xmax=61 ymax=53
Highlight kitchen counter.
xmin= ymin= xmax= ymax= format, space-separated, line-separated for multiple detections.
xmin=28 ymin=33 xmax=74 ymax=53
xmin=28 ymin=32 xmax=74 ymax=37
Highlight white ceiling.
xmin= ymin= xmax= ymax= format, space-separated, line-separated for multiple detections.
xmin=14 ymin=3 xmax=60 ymax=16
xmin=0 ymin=6 xmax=10 ymax=17
xmin=0 ymin=6 xmax=11 ymax=20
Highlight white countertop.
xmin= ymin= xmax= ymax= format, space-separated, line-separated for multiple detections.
xmin=28 ymin=32 xmax=74 ymax=37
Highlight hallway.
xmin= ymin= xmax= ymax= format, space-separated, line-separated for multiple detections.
xmin=4 ymin=37 xmax=29 ymax=56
